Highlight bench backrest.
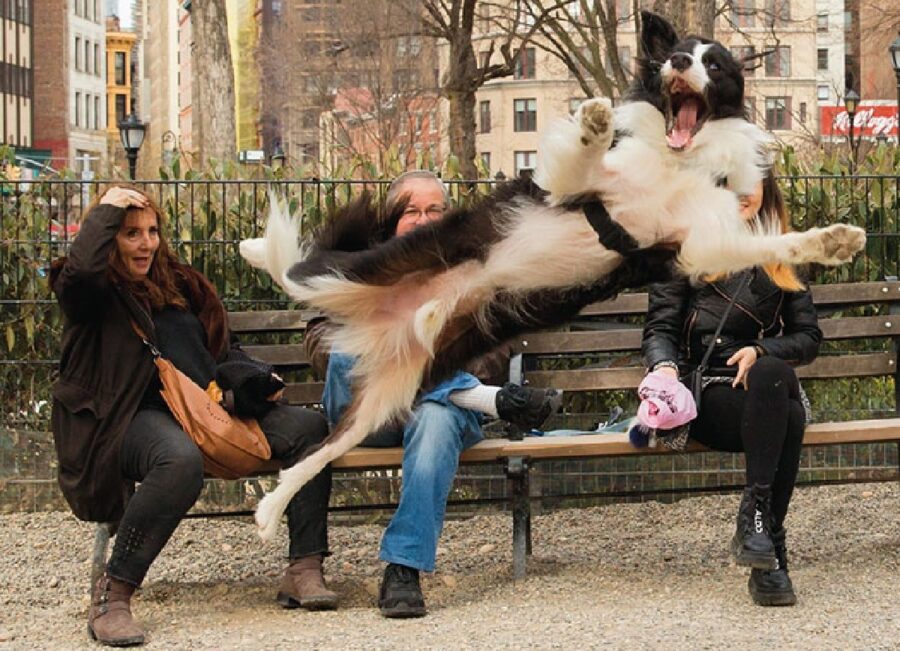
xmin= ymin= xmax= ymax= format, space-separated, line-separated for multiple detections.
xmin=228 ymin=281 xmax=900 ymax=415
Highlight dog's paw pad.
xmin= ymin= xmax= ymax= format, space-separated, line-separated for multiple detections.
xmin=820 ymin=224 xmax=867 ymax=262
xmin=578 ymin=99 xmax=613 ymax=144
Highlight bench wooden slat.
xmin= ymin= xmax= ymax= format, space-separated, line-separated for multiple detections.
xmin=227 ymin=309 xmax=320 ymax=333
xmin=525 ymin=353 xmax=897 ymax=391
xmin=253 ymin=437 xmax=513 ymax=473
xmin=243 ymin=344 xmax=309 ymax=367
xmin=494 ymin=418 xmax=900 ymax=461
xmin=284 ymin=382 xmax=326 ymax=405
xmin=564 ymin=281 xmax=900 ymax=317
xmin=519 ymin=316 xmax=900 ymax=355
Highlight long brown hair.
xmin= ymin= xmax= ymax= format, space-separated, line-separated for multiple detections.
xmin=90 ymin=183 xmax=188 ymax=310
xmin=757 ymin=173 xmax=804 ymax=291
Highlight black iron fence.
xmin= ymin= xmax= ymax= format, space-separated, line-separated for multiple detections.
xmin=2 ymin=176 xmax=899 ymax=515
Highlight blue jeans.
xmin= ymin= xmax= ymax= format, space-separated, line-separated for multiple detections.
xmin=323 ymin=352 xmax=483 ymax=571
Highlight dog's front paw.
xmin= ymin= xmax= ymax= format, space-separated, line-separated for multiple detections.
xmin=816 ymin=224 xmax=867 ymax=265
xmin=577 ymin=98 xmax=614 ymax=148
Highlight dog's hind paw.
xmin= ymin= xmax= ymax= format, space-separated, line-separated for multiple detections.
xmin=577 ymin=98 xmax=614 ymax=148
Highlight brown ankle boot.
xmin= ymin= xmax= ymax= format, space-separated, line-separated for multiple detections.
xmin=88 ymin=574 xmax=145 ymax=646
xmin=276 ymin=554 xmax=338 ymax=610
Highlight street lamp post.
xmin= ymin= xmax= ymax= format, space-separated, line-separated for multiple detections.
xmin=889 ymin=35 xmax=900 ymax=145
xmin=844 ymin=90 xmax=860 ymax=175
xmin=270 ymin=142 xmax=286 ymax=170
xmin=118 ymin=113 xmax=147 ymax=180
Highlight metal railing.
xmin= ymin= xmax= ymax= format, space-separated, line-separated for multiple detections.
xmin=2 ymin=175 xmax=899 ymax=514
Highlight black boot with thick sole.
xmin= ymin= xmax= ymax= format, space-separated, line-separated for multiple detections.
xmin=731 ymin=484 xmax=777 ymax=570
xmin=748 ymin=527 xmax=797 ymax=606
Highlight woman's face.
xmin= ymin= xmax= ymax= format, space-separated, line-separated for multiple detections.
xmin=115 ymin=207 xmax=160 ymax=277
xmin=738 ymin=181 xmax=764 ymax=222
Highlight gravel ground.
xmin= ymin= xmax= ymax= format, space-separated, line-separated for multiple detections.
xmin=0 ymin=482 xmax=898 ymax=650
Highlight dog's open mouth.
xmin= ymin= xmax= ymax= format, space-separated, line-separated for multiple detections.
xmin=665 ymin=79 xmax=709 ymax=151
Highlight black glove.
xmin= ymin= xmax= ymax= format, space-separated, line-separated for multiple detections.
xmin=215 ymin=358 xmax=285 ymax=419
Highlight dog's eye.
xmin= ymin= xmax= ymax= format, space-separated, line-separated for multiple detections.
xmin=708 ymin=62 xmax=721 ymax=71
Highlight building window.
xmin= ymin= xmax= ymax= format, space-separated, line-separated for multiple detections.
xmin=94 ymin=95 xmax=100 ymax=129
xmin=817 ymin=48 xmax=828 ymax=71
xmin=764 ymin=0 xmax=789 ymax=26
xmin=731 ymin=0 xmax=755 ymax=28
xmin=85 ymin=93 xmax=91 ymax=129
xmin=430 ymin=111 xmax=437 ymax=133
xmin=75 ymin=91 xmax=81 ymax=126
xmin=514 ymin=47 xmax=536 ymax=80
xmin=75 ymin=37 xmax=82 ymax=70
xmin=94 ymin=43 xmax=100 ymax=77
xmin=799 ymin=102 xmax=807 ymax=124
xmin=513 ymin=98 xmax=537 ymax=132
xmin=765 ymin=47 xmax=791 ymax=77
xmin=731 ymin=46 xmax=756 ymax=77
xmin=479 ymin=100 xmax=491 ymax=133
xmin=765 ymin=96 xmax=791 ymax=130
xmin=84 ymin=40 xmax=91 ymax=74
xmin=115 ymin=93 xmax=127 ymax=125
xmin=114 ymin=52 xmax=126 ymax=85
xmin=744 ymin=97 xmax=757 ymax=123
xmin=480 ymin=152 xmax=491 ymax=172
xmin=817 ymin=84 xmax=830 ymax=101
xmin=514 ymin=150 xmax=537 ymax=177
xmin=817 ymin=12 xmax=828 ymax=31
xmin=617 ymin=46 xmax=632 ymax=76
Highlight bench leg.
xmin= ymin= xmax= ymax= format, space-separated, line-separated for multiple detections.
xmin=505 ymin=456 xmax=532 ymax=580
xmin=90 ymin=522 xmax=116 ymax=594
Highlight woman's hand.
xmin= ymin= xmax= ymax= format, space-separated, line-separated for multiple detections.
xmin=99 ymin=187 xmax=150 ymax=209
xmin=727 ymin=346 xmax=758 ymax=389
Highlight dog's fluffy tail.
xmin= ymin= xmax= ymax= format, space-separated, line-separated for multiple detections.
xmin=239 ymin=192 xmax=308 ymax=292
xmin=255 ymin=349 xmax=426 ymax=540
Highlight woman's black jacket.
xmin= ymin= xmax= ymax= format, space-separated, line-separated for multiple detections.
xmin=641 ymin=270 xmax=822 ymax=374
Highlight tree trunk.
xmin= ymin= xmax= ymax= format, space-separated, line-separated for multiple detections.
xmin=192 ymin=0 xmax=237 ymax=168
xmin=443 ymin=20 xmax=479 ymax=179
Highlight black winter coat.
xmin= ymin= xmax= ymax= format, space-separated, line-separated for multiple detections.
xmin=50 ymin=204 xmax=231 ymax=522
xmin=641 ymin=269 xmax=822 ymax=374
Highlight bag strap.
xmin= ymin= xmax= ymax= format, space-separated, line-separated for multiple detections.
xmin=130 ymin=319 xmax=162 ymax=359
xmin=698 ymin=272 xmax=752 ymax=371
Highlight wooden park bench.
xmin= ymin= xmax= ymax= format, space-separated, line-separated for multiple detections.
xmin=91 ymin=280 xmax=900 ymax=584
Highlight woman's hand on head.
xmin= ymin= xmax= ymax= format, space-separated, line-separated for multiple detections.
xmin=99 ymin=187 xmax=150 ymax=209
xmin=727 ymin=346 xmax=758 ymax=389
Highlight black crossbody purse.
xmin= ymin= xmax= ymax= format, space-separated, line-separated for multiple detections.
xmin=681 ymin=273 xmax=751 ymax=413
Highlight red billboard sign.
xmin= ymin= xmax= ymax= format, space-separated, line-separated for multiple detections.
xmin=820 ymin=102 xmax=898 ymax=139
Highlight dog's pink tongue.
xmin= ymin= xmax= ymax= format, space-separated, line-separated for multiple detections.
xmin=666 ymin=98 xmax=700 ymax=149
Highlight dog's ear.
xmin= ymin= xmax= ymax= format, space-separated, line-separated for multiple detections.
xmin=639 ymin=11 xmax=679 ymax=63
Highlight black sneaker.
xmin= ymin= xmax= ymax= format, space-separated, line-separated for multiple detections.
xmin=378 ymin=563 xmax=426 ymax=618
xmin=495 ymin=383 xmax=563 ymax=432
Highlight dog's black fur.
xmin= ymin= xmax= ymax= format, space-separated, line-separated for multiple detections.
xmin=297 ymin=177 xmax=677 ymax=387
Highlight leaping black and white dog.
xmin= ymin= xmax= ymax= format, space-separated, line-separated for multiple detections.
xmin=241 ymin=12 xmax=866 ymax=540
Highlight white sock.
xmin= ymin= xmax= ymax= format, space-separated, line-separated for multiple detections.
xmin=449 ymin=384 xmax=501 ymax=417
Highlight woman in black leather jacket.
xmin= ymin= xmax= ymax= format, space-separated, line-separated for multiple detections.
xmin=642 ymin=172 xmax=822 ymax=608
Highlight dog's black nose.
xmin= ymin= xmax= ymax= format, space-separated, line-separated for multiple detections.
xmin=669 ymin=53 xmax=692 ymax=72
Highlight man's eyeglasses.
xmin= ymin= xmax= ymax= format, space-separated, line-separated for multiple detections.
xmin=402 ymin=206 xmax=445 ymax=219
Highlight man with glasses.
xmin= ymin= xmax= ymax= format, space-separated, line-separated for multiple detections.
xmin=305 ymin=170 xmax=561 ymax=618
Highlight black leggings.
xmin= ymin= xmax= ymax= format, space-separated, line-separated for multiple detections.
xmin=689 ymin=357 xmax=805 ymax=530
xmin=107 ymin=405 xmax=331 ymax=586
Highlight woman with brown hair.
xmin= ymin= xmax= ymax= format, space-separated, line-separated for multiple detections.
xmin=641 ymin=171 xmax=822 ymax=607
xmin=50 ymin=186 xmax=336 ymax=647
